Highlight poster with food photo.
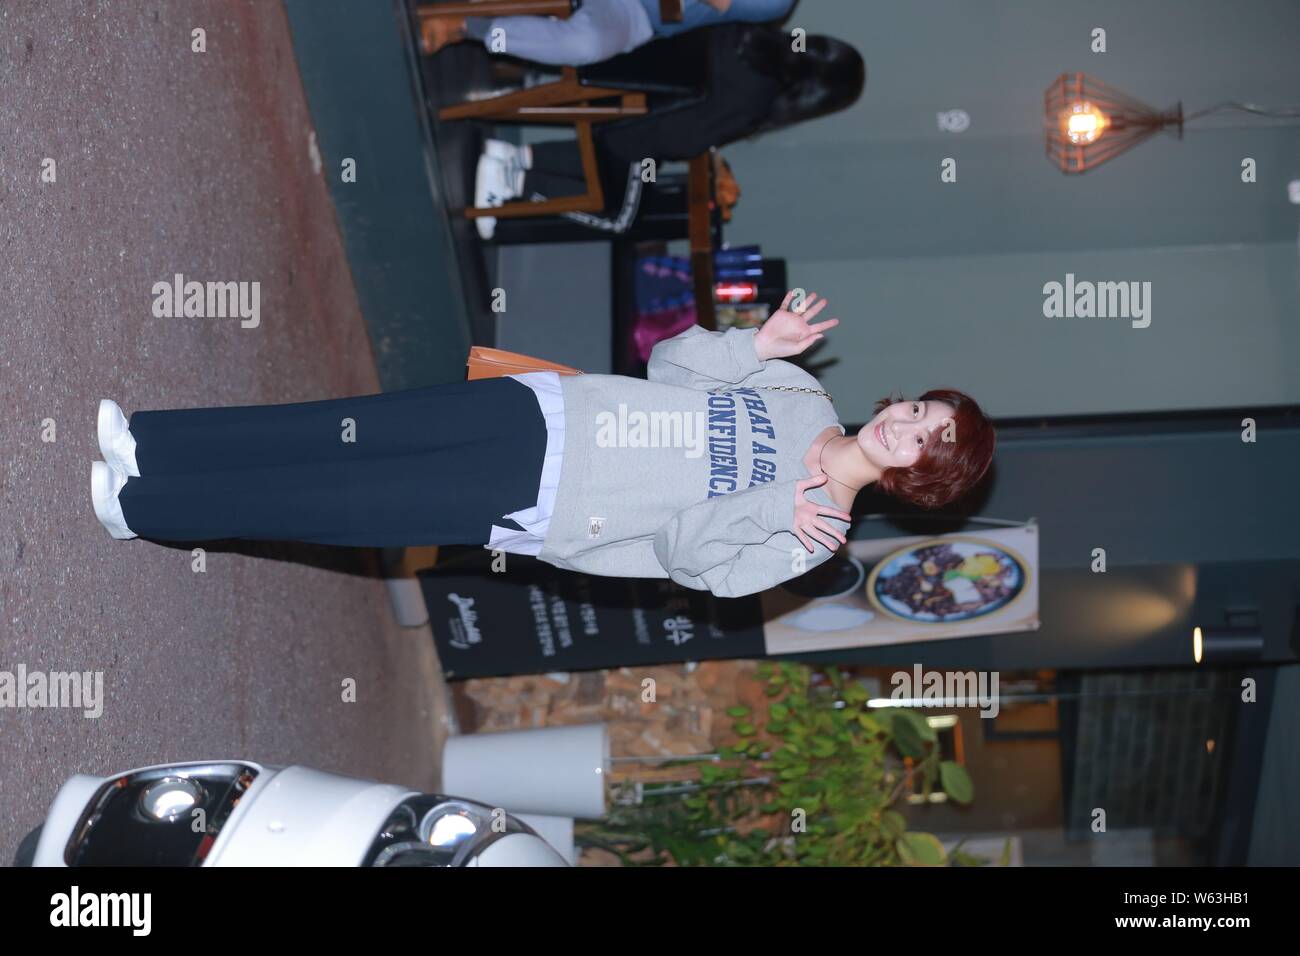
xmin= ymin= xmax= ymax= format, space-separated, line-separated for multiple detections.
xmin=760 ymin=524 xmax=1039 ymax=655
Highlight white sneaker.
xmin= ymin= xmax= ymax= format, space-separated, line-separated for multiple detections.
xmin=474 ymin=154 xmax=521 ymax=240
xmin=483 ymin=139 xmax=532 ymax=179
xmin=91 ymin=461 xmax=137 ymax=540
xmin=97 ymin=399 xmax=140 ymax=477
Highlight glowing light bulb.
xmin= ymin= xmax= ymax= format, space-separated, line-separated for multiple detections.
xmin=1062 ymin=102 xmax=1108 ymax=144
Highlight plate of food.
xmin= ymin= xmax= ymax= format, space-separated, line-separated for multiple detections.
xmin=866 ymin=538 xmax=1027 ymax=623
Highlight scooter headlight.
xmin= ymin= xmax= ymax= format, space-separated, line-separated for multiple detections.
xmin=65 ymin=762 xmax=259 ymax=866
xmin=138 ymin=777 xmax=207 ymax=822
xmin=421 ymin=800 xmax=482 ymax=849
xmin=364 ymin=795 xmax=533 ymax=867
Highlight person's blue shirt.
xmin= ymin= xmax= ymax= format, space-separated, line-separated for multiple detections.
xmin=639 ymin=0 xmax=795 ymax=39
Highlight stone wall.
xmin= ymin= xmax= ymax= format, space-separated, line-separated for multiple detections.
xmin=452 ymin=660 xmax=767 ymax=765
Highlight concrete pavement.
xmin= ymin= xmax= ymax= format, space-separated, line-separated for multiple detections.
xmin=0 ymin=0 xmax=449 ymax=860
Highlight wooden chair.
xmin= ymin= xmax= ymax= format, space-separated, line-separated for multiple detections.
xmin=418 ymin=0 xmax=685 ymax=221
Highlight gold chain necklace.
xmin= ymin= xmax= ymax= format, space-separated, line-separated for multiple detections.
xmin=817 ymin=434 xmax=857 ymax=490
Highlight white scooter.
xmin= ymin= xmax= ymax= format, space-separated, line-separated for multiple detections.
xmin=17 ymin=760 xmax=568 ymax=867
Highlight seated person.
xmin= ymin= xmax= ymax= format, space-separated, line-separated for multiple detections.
xmin=421 ymin=0 xmax=797 ymax=66
xmin=473 ymin=22 xmax=865 ymax=237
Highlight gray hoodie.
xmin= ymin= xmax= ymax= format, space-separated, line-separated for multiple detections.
xmin=538 ymin=326 xmax=849 ymax=597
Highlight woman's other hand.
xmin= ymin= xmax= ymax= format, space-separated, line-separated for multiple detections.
xmin=754 ymin=290 xmax=839 ymax=361
xmin=792 ymin=474 xmax=850 ymax=554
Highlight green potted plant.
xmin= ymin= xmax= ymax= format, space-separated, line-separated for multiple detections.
xmin=577 ymin=662 xmax=993 ymax=866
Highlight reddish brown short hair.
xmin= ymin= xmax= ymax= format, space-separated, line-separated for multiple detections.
xmin=871 ymin=388 xmax=995 ymax=510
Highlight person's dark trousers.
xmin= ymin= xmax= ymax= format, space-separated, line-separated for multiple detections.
xmin=524 ymin=139 xmax=630 ymax=208
xmin=117 ymin=377 xmax=547 ymax=547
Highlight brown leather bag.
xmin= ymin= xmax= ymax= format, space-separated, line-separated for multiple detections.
xmin=466 ymin=346 xmax=583 ymax=380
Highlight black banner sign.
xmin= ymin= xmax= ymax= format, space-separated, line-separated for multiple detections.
xmin=419 ymin=549 xmax=765 ymax=679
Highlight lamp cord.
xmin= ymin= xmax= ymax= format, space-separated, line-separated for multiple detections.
xmin=1186 ymin=101 xmax=1300 ymax=122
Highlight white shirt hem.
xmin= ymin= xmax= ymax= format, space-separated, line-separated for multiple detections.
xmin=487 ymin=371 xmax=565 ymax=556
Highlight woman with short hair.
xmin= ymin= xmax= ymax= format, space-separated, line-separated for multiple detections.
xmin=90 ymin=294 xmax=995 ymax=598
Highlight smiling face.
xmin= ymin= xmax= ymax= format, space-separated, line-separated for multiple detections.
xmin=857 ymin=399 xmax=957 ymax=471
